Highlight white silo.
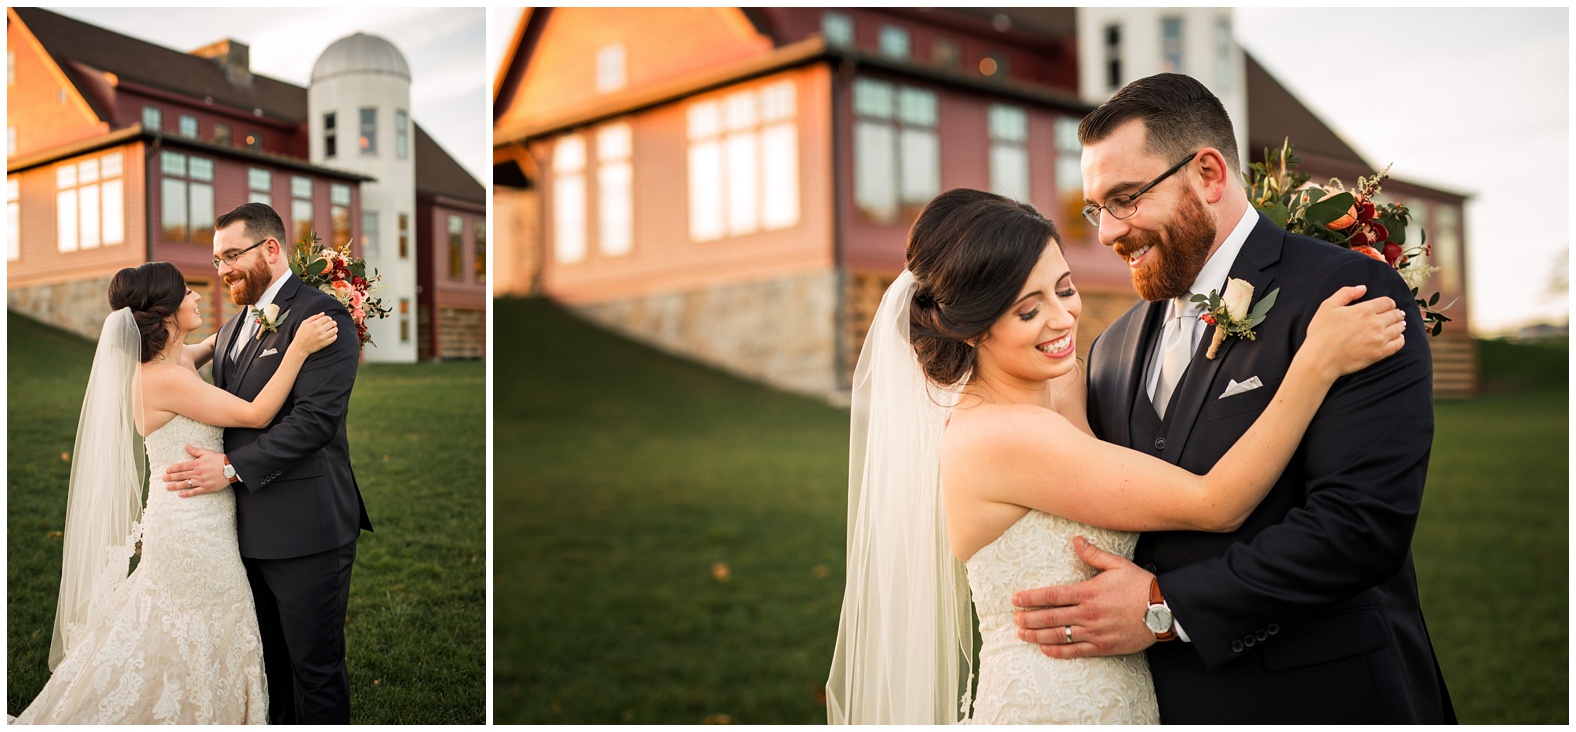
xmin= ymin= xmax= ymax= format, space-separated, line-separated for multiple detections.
xmin=308 ymin=33 xmax=417 ymax=363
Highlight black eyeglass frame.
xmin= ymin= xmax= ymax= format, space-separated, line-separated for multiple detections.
xmin=211 ymin=238 xmax=272 ymax=270
xmin=1081 ymin=151 xmax=1200 ymax=227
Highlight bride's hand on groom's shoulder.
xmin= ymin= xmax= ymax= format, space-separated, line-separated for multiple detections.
xmin=1010 ymin=536 xmax=1155 ymax=659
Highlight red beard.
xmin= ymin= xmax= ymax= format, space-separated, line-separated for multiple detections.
xmin=1112 ymin=190 xmax=1216 ymax=302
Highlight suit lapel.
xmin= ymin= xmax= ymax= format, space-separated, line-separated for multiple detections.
xmin=215 ymin=310 xmax=245 ymax=391
xmin=1108 ymin=299 xmax=1168 ymax=449
xmin=1162 ymin=217 xmax=1285 ymax=463
xmin=231 ymin=277 xmax=303 ymax=389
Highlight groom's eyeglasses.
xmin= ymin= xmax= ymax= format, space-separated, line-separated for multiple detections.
xmin=1081 ymin=151 xmax=1199 ymax=227
xmin=212 ymin=238 xmax=270 ymax=270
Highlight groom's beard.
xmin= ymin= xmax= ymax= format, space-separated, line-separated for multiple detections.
xmin=225 ymin=256 xmax=272 ymax=306
xmin=1116 ymin=190 xmax=1216 ymax=302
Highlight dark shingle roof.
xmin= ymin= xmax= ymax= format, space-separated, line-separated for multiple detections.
xmin=1244 ymin=53 xmax=1371 ymax=168
xmin=415 ymin=124 xmax=484 ymax=203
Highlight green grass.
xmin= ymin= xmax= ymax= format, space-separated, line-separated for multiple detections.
xmin=6 ymin=312 xmax=485 ymax=724
xmin=495 ymin=297 xmax=1567 ymax=724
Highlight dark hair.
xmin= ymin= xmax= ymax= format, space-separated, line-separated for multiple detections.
xmin=107 ymin=262 xmax=187 ymax=362
xmin=215 ymin=201 xmax=287 ymax=246
xmin=1079 ymin=73 xmax=1239 ymax=172
xmin=906 ymin=189 xmax=1060 ymax=386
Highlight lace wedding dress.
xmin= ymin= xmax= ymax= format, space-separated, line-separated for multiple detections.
xmin=964 ymin=510 xmax=1159 ymax=724
xmin=15 ymin=414 xmax=267 ymax=724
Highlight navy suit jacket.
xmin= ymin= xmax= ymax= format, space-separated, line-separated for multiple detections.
xmin=214 ymin=276 xmax=372 ymax=560
xmin=1086 ymin=217 xmax=1454 ymax=723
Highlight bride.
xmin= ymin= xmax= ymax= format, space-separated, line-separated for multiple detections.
xmin=826 ymin=189 xmax=1406 ymax=724
xmin=14 ymin=262 xmax=337 ymax=724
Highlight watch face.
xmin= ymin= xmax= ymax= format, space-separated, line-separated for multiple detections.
xmin=1145 ymin=605 xmax=1173 ymax=633
xmin=223 ymin=464 xmax=236 ymax=479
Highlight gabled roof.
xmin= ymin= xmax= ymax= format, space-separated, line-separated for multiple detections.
xmin=1244 ymin=52 xmax=1370 ymax=169
xmin=15 ymin=7 xmax=306 ymax=123
xmin=415 ymin=124 xmax=484 ymax=203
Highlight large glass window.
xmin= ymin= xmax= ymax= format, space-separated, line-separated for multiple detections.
xmin=553 ymin=134 xmax=587 ymax=262
xmin=248 ymin=167 xmax=272 ymax=209
xmin=359 ymin=107 xmax=377 ymax=156
xmin=597 ymin=122 xmax=632 ymax=257
xmin=331 ymin=183 xmax=352 ymax=246
xmin=448 ymin=214 xmax=464 ymax=280
xmin=395 ymin=110 xmax=408 ymax=160
xmin=853 ymin=78 xmax=937 ymax=223
xmin=1161 ymin=17 xmax=1184 ymax=74
xmin=362 ymin=210 xmax=379 ymax=258
xmin=686 ymin=80 xmax=798 ymax=242
xmin=988 ymin=104 xmax=1029 ymax=203
xmin=159 ymin=151 xmax=212 ymax=244
xmin=324 ymin=112 xmax=337 ymax=158
xmin=1214 ymin=17 xmax=1233 ymax=94
xmin=291 ymin=175 xmax=313 ymax=245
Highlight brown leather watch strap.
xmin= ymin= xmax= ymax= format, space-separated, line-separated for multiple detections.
xmin=1150 ymin=578 xmax=1177 ymax=642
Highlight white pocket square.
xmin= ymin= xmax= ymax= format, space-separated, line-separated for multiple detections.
xmin=1219 ymin=376 xmax=1263 ymax=399
xmin=260 ymin=348 xmax=278 ymax=357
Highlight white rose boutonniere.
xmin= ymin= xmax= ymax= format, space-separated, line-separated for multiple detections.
xmin=1191 ymin=278 xmax=1279 ymax=360
xmin=253 ymin=303 xmax=291 ymax=339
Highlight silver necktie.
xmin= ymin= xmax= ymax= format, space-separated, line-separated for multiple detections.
xmin=1155 ymin=297 xmax=1198 ymax=419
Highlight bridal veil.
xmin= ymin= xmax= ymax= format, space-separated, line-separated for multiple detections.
xmin=50 ymin=307 xmax=147 ymax=670
xmin=826 ymin=270 xmax=974 ymax=724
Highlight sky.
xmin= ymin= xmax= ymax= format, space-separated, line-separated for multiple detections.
xmin=49 ymin=7 xmax=490 ymax=186
xmin=488 ymin=6 xmax=1568 ymax=336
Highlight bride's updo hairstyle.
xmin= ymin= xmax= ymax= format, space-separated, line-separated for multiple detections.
xmin=107 ymin=262 xmax=187 ymax=363
xmin=905 ymin=188 xmax=1061 ymax=386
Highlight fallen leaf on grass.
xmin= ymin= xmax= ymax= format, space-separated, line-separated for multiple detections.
xmin=711 ymin=562 xmax=731 ymax=582
xmin=61 ymin=452 xmax=70 ymax=462
xmin=46 ymin=531 xmax=62 ymax=540
xmin=812 ymin=564 xmax=829 ymax=578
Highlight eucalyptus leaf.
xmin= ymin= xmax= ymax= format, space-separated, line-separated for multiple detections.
xmin=1266 ymin=202 xmax=1291 ymax=229
xmin=1248 ymin=288 xmax=1281 ymax=321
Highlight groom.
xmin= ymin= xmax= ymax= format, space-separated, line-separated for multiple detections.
xmin=164 ymin=202 xmax=372 ymax=724
xmin=1011 ymin=74 xmax=1454 ymax=723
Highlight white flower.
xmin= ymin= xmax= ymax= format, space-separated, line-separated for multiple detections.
xmin=1221 ymin=278 xmax=1254 ymax=319
xmin=263 ymin=303 xmax=280 ymax=322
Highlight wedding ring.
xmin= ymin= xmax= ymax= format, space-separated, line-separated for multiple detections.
xmin=1064 ymin=626 xmax=1074 ymax=644
xmin=187 ymin=479 xmax=194 ymax=489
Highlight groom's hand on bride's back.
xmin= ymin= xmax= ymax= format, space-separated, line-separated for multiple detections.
xmin=163 ymin=445 xmax=230 ymax=497
xmin=1011 ymin=536 xmax=1155 ymax=659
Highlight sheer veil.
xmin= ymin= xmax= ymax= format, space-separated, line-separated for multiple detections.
xmin=49 ymin=307 xmax=147 ymax=670
xmin=826 ymin=270 xmax=974 ymax=724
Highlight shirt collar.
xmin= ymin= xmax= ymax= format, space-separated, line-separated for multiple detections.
xmin=252 ymin=270 xmax=294 ymax=312
xmin=1187 ymin=206 xmax=1258 ymax=301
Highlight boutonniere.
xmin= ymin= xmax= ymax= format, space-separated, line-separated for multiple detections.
xmin=253 ymin=303 xmax=291 ymax=340
xmin=1191 ymin=278 xmax=1279 ymax=360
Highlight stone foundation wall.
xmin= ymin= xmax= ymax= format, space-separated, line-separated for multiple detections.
xmin=573 ymin=269 xmax=840 ymax=399
xmin=9 ymin=277 xmax=118 ymax=341
xmin=437 ymin=306 xmax=485 ymax=360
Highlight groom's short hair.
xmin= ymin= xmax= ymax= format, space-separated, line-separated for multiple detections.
xmin=216 ymin=202 xmax=288 ymax=247
xmin=1079 ymin=73 xmax=1240 ymax=172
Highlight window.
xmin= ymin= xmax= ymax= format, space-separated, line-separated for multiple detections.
xmin=596 ymin=44 xmax=626 ymax=93
xmin=331 ymin=183 xmax=352 ymax=247
xmin=1214 ymin=17 xmax=1233 ymax=94
xmin=291 ymin=175 xmax=313 ymax=245
xmin=597 ymin=122 xmax=633 ymax=257
xmin=398 ymin=212 xmax=409 ymax=259
xmin=359 ymin=107 xmax=377 ymax=156
xmin=822 ymin=12 xmax=853 ymax=46
xmin=686 ymin=80 xmax=799 ymax=242
xmin=474 ymin=219 xmax=486 ymax=284
xmin=179 ymin=114 xmax=198 ymax=138
xmin=552 ymin=134 xmax=587 ymax=262
xmin=363 ymin=210 xmax=379 ymax=257
xmin=933 ymin=39 xmax=961 ymax=71
xmin=324 ymin=112 xmax=337 ymax=158
xmin=988 ymin=104 xmax=1029 ymax=202
xmin=852 ymin=77 xmax=937 ymax=223
xmin=399 ymin=298 xmax=410 ymax=344
xmin=879 ymin=26 xmax=910 ymax=60
xmin=159 ymin=151 xmax=211 ymax=244
xmin=215 ymin=122 xmax=232 ymax=147
xmin=448 ymin=215 xmax=464 ymax=280
xmin=143 ymin=106 xmax=163 ymax=131
xmin=1434 ymin=204 xmax=1462 ymax=293
xmin=979 ymin=53 xmax=1008 ymax=77
xmin=1054 ymin=117 xmax=1089 ymax=239
xmin=245 ymin=131 xmax=262 ymax=150
xmin=1104 ymin=24 xmax=1122 ymax=92
xmin=248 ymin=167 xmax=272 ymax=209
xmin=1161 ymin=17 xmax=1184 ymax=74
xmin=8 ymin=178 xmax=20 ymax=261
xmin=395 ymin=110 xmax=408 ymax=160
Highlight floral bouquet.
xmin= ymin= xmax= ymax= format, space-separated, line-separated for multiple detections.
xmin=287 ymin=231 xmax=392 ymax=347
xmin=1244 ymin=140 xmax=1450 ymax=336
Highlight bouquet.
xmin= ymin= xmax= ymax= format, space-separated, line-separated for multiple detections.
xmin=1244 ymin=140 xmax=1450 ymax=336
xmin=287 ymin=231 xmax=392 ymax=347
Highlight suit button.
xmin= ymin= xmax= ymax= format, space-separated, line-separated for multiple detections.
xmin=1154 ymin=437 xmax=1166 ymax=450
xmin=1243 ymin=635 xmax=1256 ymax=647
xmin=1255 ymin=629 xmax=1268 ymax=641
xmin=1267 ymin=624 xmax=1280 ymax=635
xmin=1231 ymin=640 xmax=1244 ymax=653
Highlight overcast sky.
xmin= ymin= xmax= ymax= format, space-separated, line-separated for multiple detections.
xmin=488 ymin=7 xmax=1568 ymax=335
xmin=50 ymin=7 xmax=489 ymax=185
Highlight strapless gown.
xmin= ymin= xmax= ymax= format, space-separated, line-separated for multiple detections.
xmin=964 ymin=510 xmax=1159 ymax=724
xmin=15 ymin=414 xmax=267 ymax=724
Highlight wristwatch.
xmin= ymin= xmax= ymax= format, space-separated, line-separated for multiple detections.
xmin=1145 ymin=578 xmax=1177 ymax=642
xmin=222 ymin=456 xmax=238 ymax=483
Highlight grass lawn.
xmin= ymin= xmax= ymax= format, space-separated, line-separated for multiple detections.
xmin=495 ymin=297 xmax=1567 ymax=724
xmin=6 ymin=312 xmax=485 ymax=724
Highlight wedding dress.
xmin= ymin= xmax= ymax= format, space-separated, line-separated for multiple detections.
xmin=964 ymin=510 xmax=1158 ymax=724
xmin=15 ymin=414 xmax=267 ymax=724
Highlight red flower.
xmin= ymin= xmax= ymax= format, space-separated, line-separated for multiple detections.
xmin=1382 ymin=241 xmax=1406 ymax=266
xmin=1352 ymin=245 xmax=1385 ymax=262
